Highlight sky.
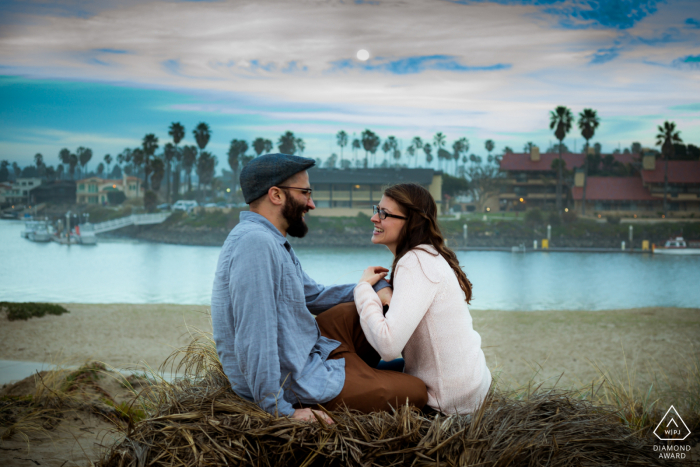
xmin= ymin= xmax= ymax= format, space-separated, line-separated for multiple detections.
xmin=1 ymin=0 xmax=699 ymax=171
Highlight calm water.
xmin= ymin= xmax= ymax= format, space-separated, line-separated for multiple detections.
xmin=1 ymin=220 xmax=698 ymax=310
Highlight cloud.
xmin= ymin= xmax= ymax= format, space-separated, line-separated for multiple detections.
xmin=588 ymin=46 xmax=620 ymax=64
xmin=671 ymin=54 xmax=700 ymax=69
xmin=328 ymin=55 xmax=511 ymax=74
xmin=685 ymin=18 xmax=700 ymax=28
xmin=447 ymin=0 xmax=661 ymax=29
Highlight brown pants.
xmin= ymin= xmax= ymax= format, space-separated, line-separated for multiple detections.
xmin=312 ymin=302 xmax=428 ymax=413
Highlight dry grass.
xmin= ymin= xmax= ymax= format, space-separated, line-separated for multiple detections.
xmin=97 ymin=329 xmax=696 ymax=467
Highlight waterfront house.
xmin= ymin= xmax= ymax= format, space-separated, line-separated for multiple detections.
xmin=498 ymin=147 xmax=640 ymax=212
xmin=572 ymin=177 xmax=656 ymax=213
xmin=0 ymin=177 xmax=42 ymax=206
xmin=639 ymin=154 xmax=700 ymax=213
xmin=29 ymin=180 xmax=77 ymax=205
xmin=76 ymin=174 xmax=143 ymax=205
xmin=306 ymin=168 xmax=443 ymax=216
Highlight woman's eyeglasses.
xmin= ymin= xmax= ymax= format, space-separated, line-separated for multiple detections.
xmin=373 ymin=205 xmax=407 ymax=220
xmin=277 ymin=186 xmax=313 ymax=199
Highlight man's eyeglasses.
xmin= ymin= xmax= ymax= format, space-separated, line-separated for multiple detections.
xmin=373 ymin=205 xmax=407 ymax=220
xmin=277 ymin=186 xmax=313 ymax=199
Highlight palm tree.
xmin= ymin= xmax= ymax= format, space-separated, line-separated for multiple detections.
xmin=352 ymin=138 xmax=361 ymax=167
xmin=192 ymin=123 xmax=211 ymax=190
xmin=96 ymin=162 xmax=105 ymax=176
xmin=578 ymin=108 xmax=600 ymax=215
xmin=163 ymin=143 xmax=177 ymax=203
xmin=263 ymin=139 xmax=273 ymax=153
xmin=423 ymin=143 xmax=433 ymax=166
xmin=104 ymin=154 xmax=112 ymax=177
xmin=76 ymin=147 xmax=92 ymax=178
xmin=433 ymin=133 xmax=446 ymax=170
xmin=453 ymin=138 xmax=469 ymax=175
xmin=549 ymin=105 xmax=574 ymax=215
xmin=196 ymin=151 xmax=217 ymax=201
xmin=278 ymin=131 xmax=297 ymax=154
xmin=656 ymin=121 xmax=683 ymax=217
xmin=58 ymin=148 xmax=71 ymax=178
xmin=406 ymin=145 xmax=415 ymax=168
xmin=361 ymin=129 xmax=380 ymax=168
xmin=169 ymin=122 xmax=185 ymax=201
xmin=411 ymin=137 xmax=423 ymax=168
xmin=336 ymin=131 xmax=348 ymax=167
xmin=142 ymin=134 xmax=159 ymax=191
xmin=381 ymin=140 xmax=391 ymax=166
xmin=228 ymin=139 xmax=248 ymax=194
xmin=295 ymin=138 xmax=305 ymax=156
xmin=181 ymin=145 xmax=198 ymax=192
xmin=253 ymin=137 xmax=267 ymax=156
xmin=150 ymin=157 xmax=165 ymax=191
xmin=34 ymin=153 xmax=43 ymax=168
xmin=484 ymin=139 xmax=495 ymax=157
xmin=68 ymin=153 xmax=78 ymax=180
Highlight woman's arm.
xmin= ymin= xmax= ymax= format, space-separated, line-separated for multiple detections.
xmin=354 ymin=253 xmax=439 ymax=361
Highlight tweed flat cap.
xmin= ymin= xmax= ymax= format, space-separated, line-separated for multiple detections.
xmin=240 ymin=153 xmax=316 ymax=204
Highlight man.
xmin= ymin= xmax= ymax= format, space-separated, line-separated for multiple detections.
xmin=211 ymin=153 xmax=428 ymax=422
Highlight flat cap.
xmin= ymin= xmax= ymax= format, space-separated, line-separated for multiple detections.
xmin=240 ymin=153 xmax=316 ymax=204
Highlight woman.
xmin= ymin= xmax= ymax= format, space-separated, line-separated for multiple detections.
xmin=354 ymin=183 xmax=491 ymax=415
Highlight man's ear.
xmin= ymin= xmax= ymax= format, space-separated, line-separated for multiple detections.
xmin=267 ymin=186 xmax=286 ymax=206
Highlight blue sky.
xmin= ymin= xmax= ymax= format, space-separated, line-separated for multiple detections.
xmin=1 ymin=0 xmax=699 ymax=170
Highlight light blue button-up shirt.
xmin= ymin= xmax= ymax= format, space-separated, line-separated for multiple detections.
xmin=211 ymin=211 xmax=387 ymax=416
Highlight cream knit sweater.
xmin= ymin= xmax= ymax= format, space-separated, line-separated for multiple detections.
xmin=354 ymin=245 xmax=491 ymax=414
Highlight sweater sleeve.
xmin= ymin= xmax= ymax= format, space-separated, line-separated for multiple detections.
xmin=353 ymin=252 xmax=439 ymax=361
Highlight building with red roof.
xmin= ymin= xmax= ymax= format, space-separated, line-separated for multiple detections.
xmin=497 ymin=148 xmax=639 ymax=211
xmin=572 ymin=177 xmax=656 ymax=212
xmin=638 ymin=156 xmax=700 ymax=212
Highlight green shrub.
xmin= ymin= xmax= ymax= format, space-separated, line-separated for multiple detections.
xmin=547 ymin=211 xmax=561 ymax=226
xmin=562 ymin=210 xmax=578 ymax=224
xmin=0 ymin=302 xmax=70 ymax=321
xmin=144 ymin=191 xmax=158 ymax=213
xmin=524 ymin=208 xmax=543 ymax=225
xmin=607 ymin=216 xmax=621 ymax=225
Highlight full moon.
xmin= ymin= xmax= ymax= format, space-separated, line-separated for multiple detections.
xmin=356 ymin=49 xmax=370 ymax=61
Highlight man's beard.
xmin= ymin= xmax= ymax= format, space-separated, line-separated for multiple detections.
xmin=282 ymin=195 xmax=309 ymax=238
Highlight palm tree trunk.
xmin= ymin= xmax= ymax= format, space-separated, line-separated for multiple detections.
xmin=581 ymin=141 xmax=588 ymax=215
xmin=166 ymin=162 xmax=171 ymax=204
xmin=556 ymin=144 xmax=563 ymax=215
xmin=664 ymin=156 xmax=668 ymax=217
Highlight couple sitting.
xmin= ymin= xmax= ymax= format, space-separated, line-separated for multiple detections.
xmin=211 ymin=153 xmax=491 ymax=422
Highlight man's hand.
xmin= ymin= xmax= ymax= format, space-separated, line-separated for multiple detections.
xmin=376 ymin=286 xmax=393 ymax=307
xmin=359 ymin=266 xmax=389 ymax=286
xmin=291 ymin=408 xmax=334 ymax=424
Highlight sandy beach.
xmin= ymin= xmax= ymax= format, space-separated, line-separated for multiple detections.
xmin=2 ymin=303 xmax=698 ymax=389
xmin=1 ymin=304 xmax=699 ymax=466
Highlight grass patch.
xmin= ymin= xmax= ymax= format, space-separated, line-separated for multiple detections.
xmin=0 ymin=302 xmax=70 ymax=321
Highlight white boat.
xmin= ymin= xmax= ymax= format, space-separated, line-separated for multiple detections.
xmin=653 ymin=237 xmax=700 ymax=255
xmin=21 ymin=219 xmax=53 ymax=242
xmin=76 ymin=223 xmax=97 ymax=245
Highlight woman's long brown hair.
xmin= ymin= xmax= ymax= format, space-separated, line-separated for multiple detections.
xmin=384 ymin=183 xmax=473 ymax=303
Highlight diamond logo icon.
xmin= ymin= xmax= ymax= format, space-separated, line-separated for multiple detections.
xmin=654 ymin=406 xmax=691 ymax=441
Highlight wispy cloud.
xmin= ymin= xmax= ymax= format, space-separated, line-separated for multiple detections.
xmin=328 ymin=55 xmax=510 ymax=74
xmin=684 ymin=17 xmax=700 ymax=28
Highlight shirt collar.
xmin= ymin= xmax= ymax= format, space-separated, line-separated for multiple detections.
xmin=240 ymin=211 xmax=289 ymax=247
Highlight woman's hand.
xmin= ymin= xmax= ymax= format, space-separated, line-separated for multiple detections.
xmin=359 ymin=266 xmax=389 ymax=286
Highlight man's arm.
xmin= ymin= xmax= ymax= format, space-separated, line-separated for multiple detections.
xmin=302 ymin=270 xmax=392 ymax=314
xmin=230 ymin=234 xmax=295 ymax=416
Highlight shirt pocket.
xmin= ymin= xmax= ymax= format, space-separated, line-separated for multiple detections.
xmin=280 ymin=262 xmax=305 ymax=305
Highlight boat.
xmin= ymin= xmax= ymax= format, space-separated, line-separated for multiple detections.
xmin=76 ymin=223 xmax=97 ymax=245
xmin=27 ymin=221 xmax=52 ymax=242
xmin=21 ymin=219 xmax=53 ymax=242
xmin=653 ymin=237 xmax=700 ymax=255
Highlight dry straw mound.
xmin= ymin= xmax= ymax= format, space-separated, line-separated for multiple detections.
xmin=98 ymin=333 xmax=677 ymax=467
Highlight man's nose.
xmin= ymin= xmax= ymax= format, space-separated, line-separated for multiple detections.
xmin=307 ymin=197 xmax=316 ymax=210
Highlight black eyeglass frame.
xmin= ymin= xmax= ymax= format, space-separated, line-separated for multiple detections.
xmin=276 ymin=186 xmax=313 ymax=198
xmin=373 ymin=205 xmax=407 ymax=220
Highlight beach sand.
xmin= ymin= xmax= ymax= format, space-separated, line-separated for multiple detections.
xmin=1 ymin=304 xmax=699 ymax=466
